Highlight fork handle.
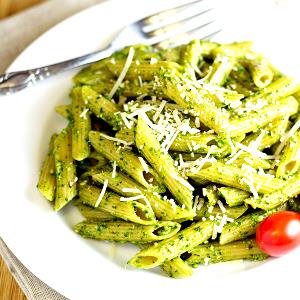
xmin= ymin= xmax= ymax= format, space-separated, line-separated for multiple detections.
xmin=0 ymin=45 xmax=114 ymax=94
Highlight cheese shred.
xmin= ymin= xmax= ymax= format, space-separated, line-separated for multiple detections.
xmin=138 ymin=156 xmax=149 ymax=173
xmin=109 ymin=47 xmax=135 ymax=98
xmin=120 ymin=195 xmax=146 ymax=201
xmin=275 ymin=119 xmax=300 ymax=157
xmin=95 ymin=179 xmax=108 ymax=207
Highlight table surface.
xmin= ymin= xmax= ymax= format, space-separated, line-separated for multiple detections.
xmin=0 ymin=255 xmax=27 ymax=300
xmin=0 ymin=0 xmax=44 ymax=19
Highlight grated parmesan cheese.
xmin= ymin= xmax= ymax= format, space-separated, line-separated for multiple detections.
xmin=79 ymin=108 xmax=89 ymax=119
xmin=211 ymin=223 xmax=218 ymax=240
xmin=216 ymin=214 xmax=228 ymax=233
xmin=109 ymin=47 xmax=135 ymax=98
xmin=207 ymin=205 xmax=214 ymax=213
xmin=170 ymin=173 xmax=195 ymax=191
xmin=163 ymin=127 xmax=181 ymax=153
xmin=153 ymin=100 xmax=167 ymax=122
xmin=258 ymin=167 xmax=265 ymax=176
xmin=241 ymin=163 xmax=257 ymax=174
xmin=195 ymin=117 xmax=200 ymax=128
xmin=119 ymin=112 xmax=133 ymax=129
xmin=187 ymin=142 xmax=193 ymax=152
xmin=227 ymin=133 xmax=236 ymax=154
xmin=69 ymin=176 xmax=78 ymax=187
xmin=193 ymin=195 xmax=200 ymax=210
xmin=167 ymin=198 xmax=177 ymax=212
xmin=206 ymin=130 xmax=215 ymax=134
xmin=122 ymin=187 xmax=141 ymax=194
xmin=197 ymin=198 xmax=205 ymax=211
xmin=139 ymin=196 xmax=152 ymax=210
xmin=120 ymin=195 xmax=146 ymax=201
xmin=126 ymin=106 xmax=155 ymax=119
xmin=99 ymin=132 xmax=132 ymax=146
xmin=112 ymin=161 xmax=117 ymax=178
xmin=190 ymin=146 xmax=215 ymax=174
xmin=150 ymin=57 xmax=158 ymax=64
xmin=139 ymin=112 xmax=159 ymax=130
xmin=179 ymin=154 xmax=184 ymax=168
xmin=249 ymin=130 xmax=266 ymax=150
xmin=95 ymin=179 xmax=108 ymax=207
xmin=241 ymin=177 xmax=258 ymax=199
xmin=217 ymin=200 xmax=226 ymax=213
xmin=229 ymin=100 xmax=242 ymax=109
xmin=274 ymin=119 xmax=300 ymax=157
xmin=225 ymin=149 xmax=243 ymax=165
xmin=243 ymin=157 xmax=253 ymax=165
xmin=138 ymin=75 xmax=143 ymax=87
xmin=138 ymin=156 xmax=149 ymax=173
xmin=236 ymin=142 xmax=276 ymax=159
xmin=136 ymin=93 xmax=148 ymax=100
xmin=172 ymin=110 xmax=182 ymax=126
xmin=161 ymin=127 xmax=176 ymax=151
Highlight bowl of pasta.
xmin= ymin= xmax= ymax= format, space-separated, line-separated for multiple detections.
xmin=1 ymin=0 xmax=300 ymax=299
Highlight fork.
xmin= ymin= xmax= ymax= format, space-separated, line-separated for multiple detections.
xmin=0 ymin=0 xmax=220 ymax=96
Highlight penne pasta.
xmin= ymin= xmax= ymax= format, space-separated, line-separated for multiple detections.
xmin=128 ymin=220 xmax=214 ymax=269
xmin=38 ymin=39 xmax=300 ymax=278
xmin=53 ymin=127 xmax=77 ymax=211
xmin=136 ymin=116 xmax=194 ymax=210
xmin=161 ymin=257 xmax=193 ymax=279
xmin=187 ymin=239 xmax=268 ymax=266
xmin=71 ymin=87 xmax=91 ymax=161
xmin=74 ymin=220 xmax=181 ymax=243
xmin=37 ymin=133 xmax=57 ymax=201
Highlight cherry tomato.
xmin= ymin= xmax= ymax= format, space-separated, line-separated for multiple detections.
xmin=256 ymin=211 xmax=300 ymax=257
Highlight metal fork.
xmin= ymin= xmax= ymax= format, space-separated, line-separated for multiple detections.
xmin=0 ymin=0 xmax=220 ymax=96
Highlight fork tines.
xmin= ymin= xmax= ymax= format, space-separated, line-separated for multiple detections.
xmin=140 ymin=0 xmax=221 ymax=48
xmin=141 ymin=0 xmax=206 ymax=26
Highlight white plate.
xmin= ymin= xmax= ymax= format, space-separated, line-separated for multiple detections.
xmin=1 ymin=0 xmax=300 ymax=299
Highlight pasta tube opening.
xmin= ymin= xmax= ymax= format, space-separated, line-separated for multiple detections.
xmin=206 ymin=139 xmax=217 ymax=146
xmin=134 ymin=205 xmax=153 ymax=222
xmin=74 ymin=220 xmax=180 ymax=243
xmin=201 ymin=162 xmax=214 ymax=170
xmin=133 ymin=256 xmax=159 ymax=267
xmin=258 ymin=74 xmax=272 ymax=86
xmin=152 ymin=223 xmax=180 ymax=237
xmin=143 ymin=171 xmax=157 ymax=185
xmin=284 ymin=161 xmax=297 ymax=172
